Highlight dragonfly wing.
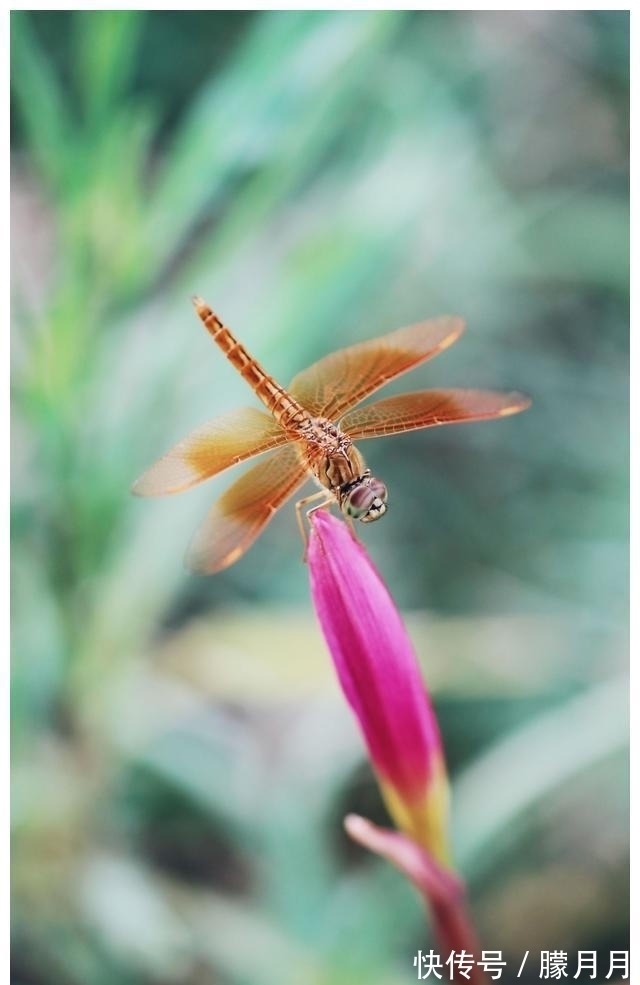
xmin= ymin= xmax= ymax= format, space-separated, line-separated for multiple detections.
xmin=132 ymin=406 xmax=288 ymax=496
xmin=341 ymin=389 xmax=532 ymax=439
xmin=186 ymin=444 xmax=308 ymax=574
xmin=289 ymin=316 xmax=465 ymax=419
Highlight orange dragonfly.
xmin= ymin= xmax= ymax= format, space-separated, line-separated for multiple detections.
xmin=133 ymin=298 xmax=531 ymax=573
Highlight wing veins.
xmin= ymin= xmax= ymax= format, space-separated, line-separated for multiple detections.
xmin=289 ymin=316 xmax=465 ymax=419
xmin=341 ymin=389 xmax=532 ymax=439
xmin=186 ymin=444 xmax=308 ymax=574
xmin=132 ymin=406 xmax=288 ymax=496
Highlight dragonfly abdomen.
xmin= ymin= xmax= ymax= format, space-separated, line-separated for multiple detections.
xmin=193 ymin=297 xmax=307 ymax=431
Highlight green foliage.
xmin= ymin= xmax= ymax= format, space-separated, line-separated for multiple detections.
xmin=11 ymin=11 xmax=628 ymax=985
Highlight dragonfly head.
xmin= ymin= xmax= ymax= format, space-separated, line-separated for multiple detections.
xmin=340 ymin=474 xmax=388 ymax=523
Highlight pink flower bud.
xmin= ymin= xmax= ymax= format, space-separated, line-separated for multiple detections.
xmin=308 ymin=509 xmax=450 ymax=866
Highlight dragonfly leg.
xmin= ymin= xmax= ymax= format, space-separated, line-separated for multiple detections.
xmin=295 ymin=490 xmax=334 ymax=562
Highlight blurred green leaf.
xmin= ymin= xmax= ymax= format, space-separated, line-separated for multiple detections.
xmin=451 ymin=675 xmax=628 ymax=880
xmin=11 ymin=11 xmax=76 ymax=191
xmin=73 ymin=11 xmax=144 ymax=129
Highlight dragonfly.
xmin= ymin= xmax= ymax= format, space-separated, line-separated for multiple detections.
xmin=133 ymin=298 xmax=531 ymax=573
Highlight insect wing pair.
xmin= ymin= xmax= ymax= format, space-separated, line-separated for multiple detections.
xmin=133 ymin=303 xmax=530 ymax=573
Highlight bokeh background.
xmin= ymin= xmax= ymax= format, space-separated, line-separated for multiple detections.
xmin=11 ymin=11 xmax=629 ymax=985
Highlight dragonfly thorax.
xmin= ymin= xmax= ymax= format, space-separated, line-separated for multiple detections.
xmin=298 ymin=418 xmax=388 ymax=521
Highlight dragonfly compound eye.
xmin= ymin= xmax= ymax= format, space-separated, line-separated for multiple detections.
xmin=342 ymin=477 xmax=388 ymax=523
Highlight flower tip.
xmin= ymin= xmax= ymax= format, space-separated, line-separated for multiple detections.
xmin=343 ymin=813 xmax=463 ymax=907
xmin=309 ymin=506 xmax=359 ymax=541
xmin=344 ymin=812 xmax=373 ymax=843
xmin=308 ymin=508 xmax=361 ymax=572
xmin=344 ymin=813 xmax=413 ymax=866
xmin=308 ymin=507 xmax=339 ymax=542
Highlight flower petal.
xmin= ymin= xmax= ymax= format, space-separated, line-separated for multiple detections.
xmin=345 ymin=815 xmax=485 ymax=981
xmin=343 ymin=814 xmax=461 ymax=905
xmin=308 ymin=510 xmax=450 ymax=863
